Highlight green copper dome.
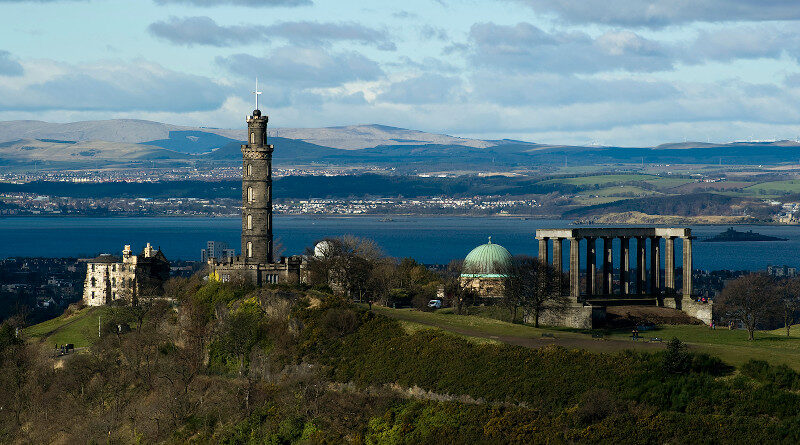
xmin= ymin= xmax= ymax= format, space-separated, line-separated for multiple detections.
xmin=461 ymin=238 xmax=512 ymax=278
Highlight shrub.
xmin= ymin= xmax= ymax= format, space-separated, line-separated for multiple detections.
xmin=741 ymin=360 xmax=800 ymax=390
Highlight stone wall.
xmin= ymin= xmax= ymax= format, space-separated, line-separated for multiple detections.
xmin=534 ymin=304 xmax=603 ymax=329
xmin=663 ymin=297 xmax=713 ymax=325
xmin=459 ymin=276 xmax=504 ymax=299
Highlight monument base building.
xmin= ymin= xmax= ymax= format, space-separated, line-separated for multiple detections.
xmin=534 ymin=227 xmax=712 ymax=328
xmin=211 ymin=255 xmax=303 ymax=286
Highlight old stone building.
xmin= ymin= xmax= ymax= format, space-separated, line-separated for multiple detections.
xmin=82 ymin=243 xmax=170 ymax=306
xmin=460 ymin=238 xmax=512 ymax=298
xmin=210 ymin=99 xmax=303 ymax=285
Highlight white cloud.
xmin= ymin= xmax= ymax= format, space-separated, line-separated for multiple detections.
xmin=509 ymin=0 xmax=800 ymax=27
xmin=0 ymin=59 xmax=228 ymax=112
xmin=217 ymin=46 xmax=384 ymax=88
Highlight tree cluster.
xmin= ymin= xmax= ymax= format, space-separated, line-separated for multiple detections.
xmin=717 ymin=273 xmax=800 ymax=340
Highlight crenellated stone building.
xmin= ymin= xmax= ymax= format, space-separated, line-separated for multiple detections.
xmin=82 ymin=243 xmax=170 ymax=306
xmin=210 ymin=100 xmax=304 ymax=286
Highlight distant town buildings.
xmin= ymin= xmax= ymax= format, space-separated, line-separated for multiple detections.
xmin=82 ymin=243 xmax=169 ymax=306
xmin=201 ymin=241 xmax=235 ymax=263
xmin=767 ymin=264 xmax=797 ymax=278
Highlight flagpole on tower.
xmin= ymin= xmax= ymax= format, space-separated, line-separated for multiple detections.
xmin=253 ymin=78 xmax=262 ymax=111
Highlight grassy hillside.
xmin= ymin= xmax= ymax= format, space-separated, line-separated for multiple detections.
xmin=374 ymin=306 xmax=800 ymax=370
xmin=4 ymin=283 xmax=800 ymax=443
xmin=24 ymin=306 xmax=107 ymax=347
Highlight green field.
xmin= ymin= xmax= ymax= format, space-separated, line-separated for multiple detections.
xmin=744 ymin=179 xmax=800 ymax=195
xmin=540 ymin=174 xmax=691 ymax=190
xmin=573 ymin=185 xmax=661 ymax=205
xmin=374 ymin=306 xmax=800 ymax=370
xmin=24 ymin=306 xmax=108 ymax=347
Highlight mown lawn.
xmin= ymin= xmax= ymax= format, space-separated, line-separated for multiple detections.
xmin=371 ymin=306 xmax=576 ymax=339
xmin=603 ymin=324 xmax=800 ymax=370
xmin=25 ymin=306 xmax=108 ymax=347
xmin=374 ymin=306 xmax=800 ymax=370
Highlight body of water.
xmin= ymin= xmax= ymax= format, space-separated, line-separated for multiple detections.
xmin=0 ymin=216 xmax=799 ymax=271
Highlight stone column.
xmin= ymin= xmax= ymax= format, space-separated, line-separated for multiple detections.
xmin=552 ymin=238 xmax=563 ymax=274
xmin=538 ymin=237 xmax=549 ymax=265
xmin=650 ymin=236 xmax=660 ymax=295
xmin=636 ymin=237 xmax=647 ymax=294
xmin=682 ymin=237 xmax=693 ymax=298
xmin=602 ymin=237 xmax=613 ymax=295
xmin=569 ymin=237 xmax=580 ymax=299
xmin=620 ymin=237 xmax=630 ymax=295
xmin=664 ymin=237 xmax=675 ymax=293
xmin=586 ymin=237 xmax=596 ymax=296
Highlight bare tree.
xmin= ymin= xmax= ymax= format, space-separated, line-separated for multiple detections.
xmin=305 ymin=236 xmax=389 ymax=302
xmin=502 ymin=256 xmax=569 ymax=327
xmin=718 ymin=273 xmax=779 ymax=341
xmin=779 ymin=276 xmax=800 ymax=337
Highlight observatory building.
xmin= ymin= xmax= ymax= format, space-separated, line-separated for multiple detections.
xmin=460 ymin=238 xmax=512 ymax=298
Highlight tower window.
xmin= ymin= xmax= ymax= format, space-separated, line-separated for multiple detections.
xmin=247 ymin=242 xmax=253 ymax=258
xmin=247 ymin=164 xmax=252 ymax=176
xmin=247 ymin=214 xmax=252 ymax=230
xmin=247 ymin=187 xmax=254 ymax=203
xmin=250 ymin=132 xmax=255 ymax=144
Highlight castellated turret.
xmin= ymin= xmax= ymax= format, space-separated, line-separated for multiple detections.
xmin=241 ymin=108 xmax=274 ymax=264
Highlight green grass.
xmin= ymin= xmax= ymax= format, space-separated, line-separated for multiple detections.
xmin=594 ymin=324 xmax=800 ymax=370
xmin=573 ymin=185 xmax=661 ymax=205
xmin=371 ymin=306 xmax=575 ymax=339
xmin=374 ymin=306 xmax=800 ymax=370
xmin=540 ymin=174 xmax=691 ymax=190
xmin=768 ymin=324 xmax=800 ymax=338
xmin=744 ymin=179 xmax=800 ymax=195
xmin=24 ymin=306 xmax=108 ymax=348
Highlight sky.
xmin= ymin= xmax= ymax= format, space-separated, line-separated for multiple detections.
xmin=2 ymin=0 xmax=800 ymax=146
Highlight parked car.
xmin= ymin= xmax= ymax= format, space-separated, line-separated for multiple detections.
xmin=427 ymin=299 xmax=442 ymax=309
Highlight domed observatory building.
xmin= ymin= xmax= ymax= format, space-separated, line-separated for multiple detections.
xmin=460 ymin=238 xmax=512 ymax=298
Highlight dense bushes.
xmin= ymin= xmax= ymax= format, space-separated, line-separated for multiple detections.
xmin=6 ymin=283 xmax=800 ymax=443
xmin=742 ymin=359 xmax=800 ymax=390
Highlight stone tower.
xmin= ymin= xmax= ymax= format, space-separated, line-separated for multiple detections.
xmin=241 ymin=108 xmax=274 ymax=264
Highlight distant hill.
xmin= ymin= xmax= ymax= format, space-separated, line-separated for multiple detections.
xmin=4 ymin=119 xmax=800 ymax=169
xmin=0 ymin=120 xmax=497 ymax=152
xmin=0 ymin=138 xmax=188 ymax=165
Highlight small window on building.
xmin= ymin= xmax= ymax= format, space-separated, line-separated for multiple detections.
xmin=247 ymin=214 xmax=252 ymax=230
xmin=247 ymin=164 xmax=252 ymax=176
xmin=247 ymin=242 xmax=253 ymax=258
xmin=91 ymin=291 xmax=95 ymax=298
xmin=91 ymin=264 xmax=95 ymax=272
xmin=112 ymin=277 xmax=116 ymax=286
xmin=250 ymin=132 xmax=255 ymax=144
xmin=112 ymin=264 xmax=116 ymax=271
xmin=91 ymin=277 xmax=96 ymax=287
xmin=248 ymin=187 xmax=254 ymax=203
